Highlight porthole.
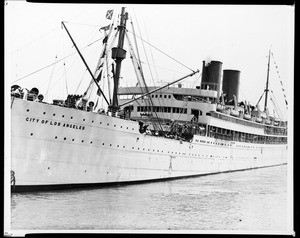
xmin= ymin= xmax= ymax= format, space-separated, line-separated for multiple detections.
xmin=117 ymin=145 xmax=119 ymax=147
xmin=43 ymin=112 xmax=46 ymax=114
xmin=120 ymin=126 xmax=123 ymax=128
xmin=62 ymin=115 xmax=65 ymax=118
xmin=83 ymin=119 xmax=85 ymax=121
xmin=90 ymin=141 xmax=93 ymax=144
xmin=126 ymin=127 xmax=128 ymax=129
xmin=71 ymin=116 xmax=73 ymax=119
xmin=132 ymin=128 xmax=134 ymax=130
xmin=107 ymin=123 xmax=109 ymax=126
xmin=110 ymin=144 xmax=112 ymax=146
xmin=132 ymin=147 xmax=134 ymax=149
xmin=92 ymin=120 xmax=94 ymax=123
xmin=53 ymin=113 xmax=56 ymax=116
xmin=55 ymin=136 xmax=57 ymax=139
xmin=64 ymin=137 xmax=66 ymax=140
xmin=138 ymin=148 xmax=140 ymax=150
xmin=100 ymin=122 xmax=102 ymax=124
xmin=27 ymin=109 xmax=30 ymax=112
xmin=114 ymin=125 xmax=116 ymax=127
xmin=81 ymin=140 xmax=84 ymax=143
xmin=30 ymin=133 xmax=33 ymax=136
xmin=72 ymin=139 xmax=74 ymax=141
xmin=102 ymin=143 xmax=105 ymax=145
xmin=123 ymin=146 xmax=125 ymax=148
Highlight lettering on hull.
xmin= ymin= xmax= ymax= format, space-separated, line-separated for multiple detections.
xmin=25 ymin=117 xmax=85 ymax=130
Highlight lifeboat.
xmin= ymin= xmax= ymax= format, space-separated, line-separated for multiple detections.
xmin=243 ymin=114 xmax=251 ymax=120
xmin=256 ymin=117 xmax=263 ymax=123
xmin=230 ymin=109 xmax=239 ymax=117
xmin=216 ymin=104 xmax=223 ymax=112
xmin=265 ymin=119 xmax=271 ymax=125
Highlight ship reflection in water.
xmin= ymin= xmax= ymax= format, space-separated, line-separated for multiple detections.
xmin=11 ymin=165 xmax=287 ymax=231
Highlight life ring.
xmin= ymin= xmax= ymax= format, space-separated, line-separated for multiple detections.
xmin=192 ymin=116 xmax=197 ymax=122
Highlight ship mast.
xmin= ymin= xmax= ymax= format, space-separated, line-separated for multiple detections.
xmin=264 ymin=48 xmax=271 ymax=112
xmin=110 ymin=7 xmax=128 ymax=114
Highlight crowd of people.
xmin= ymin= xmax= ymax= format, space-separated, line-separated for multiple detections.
xmin=11 ymin=85 xmax=44 ymax=102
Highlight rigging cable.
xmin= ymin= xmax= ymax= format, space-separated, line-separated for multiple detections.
xmin=270 ymin=51 xmax=288 ymax=110
xmin=270 ymin=90 xmax=284 ymax=120
xmin=125 ymin=32 xmax=164 ymax=131
xmin=75 ymin=69 xmax=88 ymax=94
xmin=11 ymin=6 xmax=96 ymax=55
xmin=126 ymin=29 xmax=195 ymax=73
xmin=84 ymin=24 xmax=118 ymax=103
xmin=139 ymin=11 xmax=159 ymax=82
xmin=128 ymin=18 xmax=161 ymax=127
xmin=130 ymin=15 xmax=166 ymax=126
xmin=11 ymin=36 xmax=105 ymax=84
xmin=45 ymin=55 xmax=58 ymax=98
xmin=63 ymin=62 xmax=69 ymax=95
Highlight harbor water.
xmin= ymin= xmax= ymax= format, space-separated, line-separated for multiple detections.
xmin=10 ymin=165 xmax=289 ymax=231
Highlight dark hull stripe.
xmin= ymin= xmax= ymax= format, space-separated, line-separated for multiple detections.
xmin=11 ymin=163 xmax=287 ymax=193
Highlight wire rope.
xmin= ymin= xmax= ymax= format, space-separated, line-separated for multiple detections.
xmin=126 ymin=29 xmax=195 ymax=73
xmin=11 ymin=36 xmax=104 ymax=84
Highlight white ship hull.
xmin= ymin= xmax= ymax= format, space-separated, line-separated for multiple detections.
xmin=11 ymin=98 xmax=287 ymax=192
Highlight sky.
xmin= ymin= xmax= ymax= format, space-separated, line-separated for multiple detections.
xmin=5 ymin=2 xmax=294 ymax=120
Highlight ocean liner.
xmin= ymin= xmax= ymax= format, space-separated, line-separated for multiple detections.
xmin=10 ymin=7 xmax=288 ymax=192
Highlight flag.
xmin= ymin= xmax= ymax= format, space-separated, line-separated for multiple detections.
xmin=97 ymin=88 xmax=102 ymax=96
xmin=100 ymin=24 xmax=110 ymax=32
xmin=96 ymin=70 xmax=102 ymax=83
xmin=102 ymin=35 xmax=108 ymax=44
xmin=106 ymin=10 xmax=113 ymax=19
xmin=98 ymin=62 xmax=104 ymax=70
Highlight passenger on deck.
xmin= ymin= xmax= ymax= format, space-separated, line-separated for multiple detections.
xmin=145 ymin=129 xmax=151 ymax=135
xmin=98 ymin=108 xmax=106 ymax=114
xmin=36 ymin=94 xmax=44 ymax=103
xmin=11 ymin=87 xmax=22 ymax=98
xmin=22 ymin=88 xmax=29 ymax=100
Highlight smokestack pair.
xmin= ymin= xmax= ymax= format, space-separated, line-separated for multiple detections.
xmin=201 ymin=60 xmax=240 ymax=104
